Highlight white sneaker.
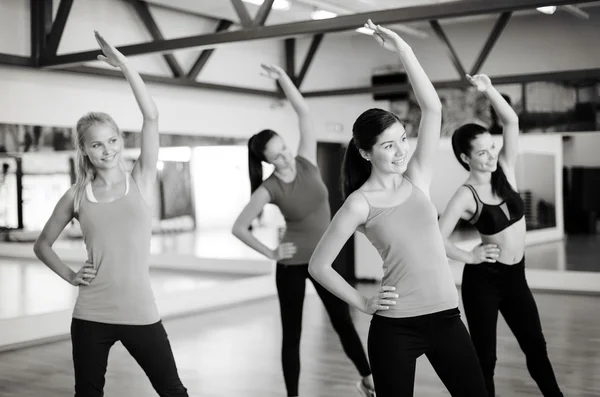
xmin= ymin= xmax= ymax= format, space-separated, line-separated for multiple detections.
xmin=356 ymin=380 xmax=376 ymax=397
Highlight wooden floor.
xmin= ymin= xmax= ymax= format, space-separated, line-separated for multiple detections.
xmin=0 ymin=284 xmax=598 ymax=397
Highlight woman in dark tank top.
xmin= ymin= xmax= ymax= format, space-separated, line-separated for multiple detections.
xmin=231 ymin=64 xmax=374 ymax=397
xmin=309 ymin=20 xmax=487 ymax=397
xmin=438 ymin=74 xmax=563 ymax=397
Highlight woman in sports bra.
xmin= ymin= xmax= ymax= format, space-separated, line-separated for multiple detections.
xmin=438 ymin=74 xmax=563 ymax=397
xmin=33 ymin=32 xmax=188 ymax=396
xmin=309 ymin=20 xmax=487 ymax=397
xmin=231 ymin=64 xmax=374 ymax=397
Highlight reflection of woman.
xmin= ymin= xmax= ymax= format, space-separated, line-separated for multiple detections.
xmin=309 ymin=20 xmax=487 ymax=397
xmin=231 ymin=64 xmax=374 ymax=397
xmin=438 ymin=74 xmax=563 ymax=397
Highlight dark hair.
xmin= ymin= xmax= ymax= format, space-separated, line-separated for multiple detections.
xmin=248 ymin=129 xmax=278 ymax=193
xmin=341 ymin=108 xmax=402 ymax=199
xmin=451 ymin=123 xmax=516 ymax=200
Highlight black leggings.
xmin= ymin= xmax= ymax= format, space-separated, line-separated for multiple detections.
xmin=462 ymin=258 xmax=563 ymax=397
xmin=275 ymin=263 xmax=371 ymax=397
xmin=71 ymin=318 xmax=188 ymax=397
xmin=368 ymin=308 xmax=487 ymax=397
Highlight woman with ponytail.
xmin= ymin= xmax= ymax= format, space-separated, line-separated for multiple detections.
xmin=439 ymin=74 xmax=563 ymax=397
xmin=33 ymin=32 xmax=188 ymax=397
xmin=309 ymin=20 xmax=487 ymax=397
xmin=232 ymin=64 xmax=373 ymax=397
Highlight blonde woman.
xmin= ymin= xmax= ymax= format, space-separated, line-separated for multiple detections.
xmin=33 ymin=32 xmax=188 ymax=397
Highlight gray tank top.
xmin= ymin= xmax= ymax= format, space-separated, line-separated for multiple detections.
xmin=73 ymin=174 xmax=160 ymax=325
xmin=262 ymin=156 xmax=330 ymax=265
xmin=361 ymin=177 xmax=458 ymax=318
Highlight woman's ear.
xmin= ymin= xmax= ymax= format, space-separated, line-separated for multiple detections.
xmin=358 ymin=148 xmax=371 ymax=162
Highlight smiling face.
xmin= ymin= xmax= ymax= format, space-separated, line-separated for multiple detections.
xmin=82 ymin=123 xmax=123 ymax=170
xmin=262 ymin=134 xmax=294 ymax=171
xmin=463 ymin=132 xmax=498 ymax=173
xmin=361 ymin=122 xmax=409 ymax=175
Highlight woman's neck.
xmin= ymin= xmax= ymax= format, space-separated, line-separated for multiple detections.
xmin=368 ymin=170 xmax=404 ymax=191
xmin=93 ymin=167 xmax=126 ymax=187
xmin=274 ymin=163 xmax=296 ymax=181
xmin=469 ymin=169 xmax=492 ymax=185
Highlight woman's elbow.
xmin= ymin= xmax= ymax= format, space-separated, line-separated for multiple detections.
xmin=144 ymin=112 xmax=159 ymax=123
xmin=308 ymin=260 xmax=326 ymax=280
xmin=33 ymin=238 xmax=46 ymax=259
xmin=505 ymin=116 xmax=519 ymax=126
xmin=231 ymin=224 xmax=242 ymax=238
xmin=231 ymin=222 xmax=247 ymax=239
xmin=308 ymin=261 xmax=319 ymax=278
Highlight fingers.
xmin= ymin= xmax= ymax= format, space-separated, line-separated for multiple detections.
xmin=379 ymin=291 xmax=399 ymax=299
xmin=379 ymin=286 xmax=396 ymax=292
xmin=76 ymin=276 xmax=91 ymax=286
xmin=279 ymin=242 xmax=297 ymax=259
xmin=372 ymin=33 xmax=385 ymax=46
xmin=366 ymin=19 xmax=377 ymax=30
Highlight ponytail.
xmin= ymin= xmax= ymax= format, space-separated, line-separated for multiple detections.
xmin=247 ymin=129 xmax=278 ymax=194
xmin=491 ymin=163 xmax=516 ymax=200
xmin=248 ymin=137 xmax=264 ymax=194
xmin=341 ymin=138 xmax=371 ymax=199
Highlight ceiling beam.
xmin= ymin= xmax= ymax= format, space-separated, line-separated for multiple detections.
xmin=57 ymin=66 xmax=281 ymax=97
xmin=30 ymin=0 xmax=53 ymax=66
xmin=44 ymin=0 xmax=74 ymax=57
xmin=130 ymin=0 xmax=185 ymax=78
xmin=284 ymin=38 xmax=295 ymax=81
xmin=0 ymin=54 xmax=33 ymax=67
xmin=187 ymin=20 xmax=233 ymax=80
xmin=252 ymin=0 xmax=274 ymax=27
xmin=430 ymin=20 xmax=467 ymax=80
xmin=230 ymin=0 xmax=253 ymax=28
xmin=296 ymin=34 xmax=324 ymax=88
xmin=470 ymin=12 xmax=512 ymax=75
xmin=40 ymin=0 xmax=596 ymax=68
xmin=302 ymin=68 xmax=600 ymax=98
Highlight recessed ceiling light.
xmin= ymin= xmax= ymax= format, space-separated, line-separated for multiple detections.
xmin=242 ymin=0 xmax=291 ymax=11
xmin=311 ymin=9 xmax=337 ymax=20
xmin=536 ymin=6 xmax=557 ymax=15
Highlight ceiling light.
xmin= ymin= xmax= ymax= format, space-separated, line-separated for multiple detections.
xmin=536 ymin=6 xmax=557 ymax=15
xmin=311 ymin=9 xmax=337 ymax=20
xmin=242 ymin=0 xmax=291 ymax=11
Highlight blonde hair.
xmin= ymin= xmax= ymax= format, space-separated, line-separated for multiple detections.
xmin=72 ymin=112 xmax=121 ymax=213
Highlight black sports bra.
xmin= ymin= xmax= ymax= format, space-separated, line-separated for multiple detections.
xmin=464 ymin=184 xmax=524 ymax=235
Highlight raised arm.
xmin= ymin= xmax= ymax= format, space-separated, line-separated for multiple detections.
xmin=33 ymin=188 xmax=96 ymax=286
xmin=261 ymin=64 xmax=317 ymax=165
xmin=309 ymin=193 xmax=398 ymax=314
xmin=438 ymin=187 xmax=499 ymax=264
xmin=232 ymin=186 xmax=296 ymax=261
xmin=94 ymin=31 xmax=159 ymax=191
xmin=366 ymin=20 xmax=442 ymax=193
xmin=467 ymin=74 xmax=519 ymax=169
